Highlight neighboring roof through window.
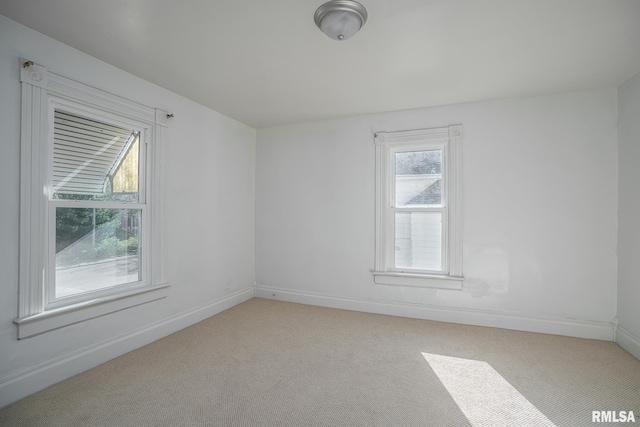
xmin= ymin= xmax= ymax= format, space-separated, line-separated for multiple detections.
xmin=405 ymin=179 xmax=441 ymax=205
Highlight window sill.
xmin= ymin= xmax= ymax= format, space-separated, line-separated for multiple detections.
xmin=14 ymin=283 xmax=170 ymax=339
xmin=373 ymin=272 xmax=463 ymax=290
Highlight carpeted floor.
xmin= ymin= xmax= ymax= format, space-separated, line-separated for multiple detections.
xmin=1 ymin=298 xmax=639 ymax=426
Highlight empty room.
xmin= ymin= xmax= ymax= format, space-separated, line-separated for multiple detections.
xmin=1 ymin=1 xmax=639 ymax=426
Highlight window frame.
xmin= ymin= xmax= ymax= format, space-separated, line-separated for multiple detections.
xmin=15 ymin=59 xmax=170 ymax=339
xmin=374 ymin=125 xmax=463 ymax=290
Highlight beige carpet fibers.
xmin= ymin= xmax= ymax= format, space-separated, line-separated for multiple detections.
xmin=1 ymin=298 xmax=639 ymax=426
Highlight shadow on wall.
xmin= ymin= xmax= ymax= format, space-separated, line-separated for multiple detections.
xmin=463 ymin=246 xmax=511 ymax=297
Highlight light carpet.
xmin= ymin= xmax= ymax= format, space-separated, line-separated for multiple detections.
xmin=1 ymin=298 xmax=639 ymax=426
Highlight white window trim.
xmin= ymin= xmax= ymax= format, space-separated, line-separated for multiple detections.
xmin=373 ymin=125 xmax=463 ymax=290
xmin=15 ymin=60 xmax=170 ymax=339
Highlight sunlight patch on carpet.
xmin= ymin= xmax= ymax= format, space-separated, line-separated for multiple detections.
xmin=422 ymin=352 xmax=557 ymax=427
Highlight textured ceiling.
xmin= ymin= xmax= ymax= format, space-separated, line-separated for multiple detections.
xmin=1 ymin=0 xmax=639 ymax=128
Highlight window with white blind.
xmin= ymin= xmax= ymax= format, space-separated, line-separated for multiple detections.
xmin=49 ymin=108 xmax=145 ymax=306
xmin=374 ymin=125 xmax=463 ymax=290
xmin=15 ymin=60 xmax=170 ymax=339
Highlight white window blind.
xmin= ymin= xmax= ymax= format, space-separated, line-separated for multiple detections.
xmin=53 ymin=110 xmax=137 ymax=195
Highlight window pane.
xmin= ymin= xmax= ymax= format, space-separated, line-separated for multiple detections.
xmin=55 ymin=208 xmax=141 ymax=298
xmin=394 ymin=211 xmax=442 ymax=271
xmin=111 ymin=134 xmax=140 ymax=198
xmin=53 ymin=110 xmax=139 ymax=202
xmin=395 ymin=150 xmax=442 ymax=207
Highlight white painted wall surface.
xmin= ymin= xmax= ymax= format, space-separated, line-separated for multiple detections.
xmin=0 ymin=15 xmax=255 ymax=406
xmin=256 ymin=89 xmax=618 ymax=339
xmin=617 ymin=70 xmax=640 ymax=359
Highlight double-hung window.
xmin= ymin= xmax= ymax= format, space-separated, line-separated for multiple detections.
xmin=15 ymin=60 xmax=169 ymax=339
xmin=374 ymin=125 xmax=463 ymax=290
xmin=49 ymin=108 xmax=145 ymax=303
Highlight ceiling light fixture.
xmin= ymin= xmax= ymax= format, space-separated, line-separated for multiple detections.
xmin=314 ymin=0 xmax=368 ymax=41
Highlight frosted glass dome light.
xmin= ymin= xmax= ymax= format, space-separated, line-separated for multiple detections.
xmin=314 ymin=0 xmax=368 ymax=41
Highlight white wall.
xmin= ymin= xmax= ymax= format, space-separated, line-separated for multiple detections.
xmin=256 ymin=89 xmax=619 ymax=339
xmin=617 ymin=70 xmax=640 ymax=359
xmin=0 ymin=15 xmax=255 ymax=406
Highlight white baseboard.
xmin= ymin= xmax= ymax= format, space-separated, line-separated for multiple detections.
xmin=255 ymin=285 xmax=613 ymax=341
xmin=616 ymin=325 xmax=640 ymax=360
xmin=0 ymin=288 xmax=254 ymax=409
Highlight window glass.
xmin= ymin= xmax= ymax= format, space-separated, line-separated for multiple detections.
xmin=111 ymin=136 xmax=140 ymax=198
xmin=55 ymin=208 xmax=141 ymax=298
xmin=394 ymin=211 xmax=442 ymax=271
xmin=395 ymin=150 xmax=442 ymax=207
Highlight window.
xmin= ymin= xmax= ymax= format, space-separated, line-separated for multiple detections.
xmin=52 ymin=109 xmax=145 ymax=303
xmin=15 ymin=60 xmax=169 ymax=339
xmin=374 ymin=125 xmax=463 ymax=290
